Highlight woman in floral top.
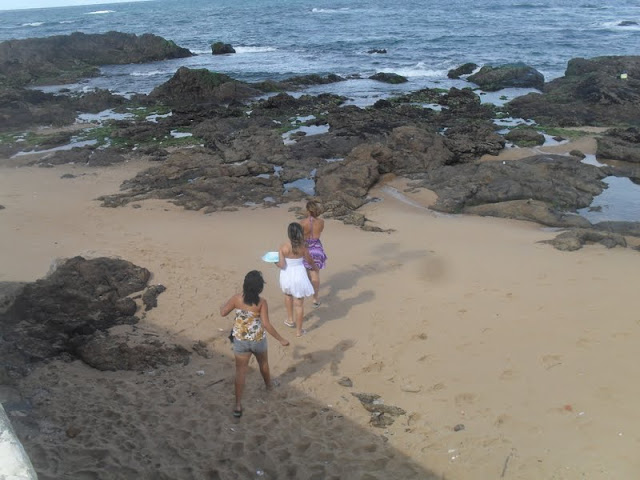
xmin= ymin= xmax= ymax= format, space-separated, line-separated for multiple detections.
xmin=220 ymin=270 xmax=289 ymax=417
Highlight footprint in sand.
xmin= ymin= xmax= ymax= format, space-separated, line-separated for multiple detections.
xmin=454 ymin=392 xmax=477 ymax=406
xmin=541 ymin=354 xmax=563 ymax=370
xmin=499 ymin=369 xmax=518 ymax=380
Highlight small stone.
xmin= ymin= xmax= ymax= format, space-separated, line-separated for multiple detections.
xmin=338 ymin=377 xmax=353 ymax=387
xmin=454 ymin=423 xmax=465 ymax=432
xmin=66 ymin=426 xmax=81 ymax=438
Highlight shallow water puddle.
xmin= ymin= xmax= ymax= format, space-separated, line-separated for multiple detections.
xmin=578 ymin=176 xmax=640 ymax=223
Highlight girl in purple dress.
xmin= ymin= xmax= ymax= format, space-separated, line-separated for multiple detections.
xmin=299 ymin=200 xmax=327 ymax=306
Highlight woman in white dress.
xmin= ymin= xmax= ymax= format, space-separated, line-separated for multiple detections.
xmin=277 ymin=223 xmax=318 ymax=337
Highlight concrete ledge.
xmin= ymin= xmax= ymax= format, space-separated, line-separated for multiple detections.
xmin=0 ymin=404 xmax=37 ymax=479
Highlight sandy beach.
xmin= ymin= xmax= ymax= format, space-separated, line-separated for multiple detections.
xmin=1 ymin=137 xmax=640 ymax=479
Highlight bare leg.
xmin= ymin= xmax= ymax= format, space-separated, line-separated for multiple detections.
xmin=293 ymin=297 xmax=305 ymax=336
xmin=234 ymin=353 xmax=251 ymax=413
xmin=308 ymin=269 xmax=320 ymax=303
xmin=284 ymin=294 xmax=294 ymax=325
xmin=255 ymin=350 xmax=272 ymax=390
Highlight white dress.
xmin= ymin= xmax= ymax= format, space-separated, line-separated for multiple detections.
xmin=279 ymin=257 xmax=314 ymax=298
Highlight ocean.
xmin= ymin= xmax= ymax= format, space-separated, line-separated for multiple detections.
xmin=1 ymin=0 xmax=639 ymax=221
xmin=1 ymin=0 xmax=639 ymax=101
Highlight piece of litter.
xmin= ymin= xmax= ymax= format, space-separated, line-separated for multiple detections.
xmin=578 ymin=412 xmax=585 ymax=416
xmin=218 ymin=328 xmax=225 ymax=332
xmin=196 ymin=370 xmax=205 ymax=376
xmin=448 ymin=449 xmax=456 ymax=453
xmin=256 ymin=470 xmax=264 ymax=476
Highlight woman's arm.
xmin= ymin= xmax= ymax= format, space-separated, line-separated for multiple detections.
xmin=303 ymin=247 xmax=319 ymax=271
xmin=219 ymin=294 xmax=238 ymax=317
xmin=276 ymin=243 xmax=287 ymax=269
xmin=260 ymin=300 xmax=289 ymax=346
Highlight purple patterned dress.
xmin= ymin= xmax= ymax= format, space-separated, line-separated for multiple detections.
xmin=302 ymin=217 xmax=327 ymax=270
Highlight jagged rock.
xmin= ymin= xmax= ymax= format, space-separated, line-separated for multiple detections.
xmin=464 ymin=199 xmax=592 ymax=228
xmin=593 ymin=221 xmax=640 ymax=237
xmin=541 ymin=228 xmax=627 ymax=251
xmin=596 ymin=127 xmax=640 ymax=163
xmin=367 ymin=49 xmax=387 ymax=54
xmin=412 ymin=154 xmax=608 ymax=214
xmin=147 ymin=67 xmax=261 ymax=107
xmin=0 ymin=256 xmax=150 ymax=365
xmin=142 ymin=284 xmax=166 ymax=311
xmin=0 ymin=31 xmax=192 ymax=87
xmin=448 ymin=63 xmax=478 ymax=79
xmin=211 ymin=42 xmax=235 ymax=55
xmin=507 ymin=56 xmax=640 ymax=126
xmin=504 ymin=127 xmax=545 ymax=147
xmin=369 ymin=72 xmax=408 ymax=84
xmin=468 ymin=63 xmax=544 ymax=91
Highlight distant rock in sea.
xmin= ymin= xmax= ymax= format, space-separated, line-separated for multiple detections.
xmin=0 ymin=31 xmax=193 ymax=87
xmin=211 ymin=42 xmax=236 ymax=55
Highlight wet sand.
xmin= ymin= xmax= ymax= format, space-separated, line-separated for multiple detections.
xmin=1 ymin=138 xmax=639 ymax=479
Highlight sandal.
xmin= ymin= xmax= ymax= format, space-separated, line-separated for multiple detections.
xmin=313 ymin=301 xmax=321 ymax=308
xmin=296 ymin=329 xmax=307 ymax=337
xmin=284 ymin=321 xmax=295 ymax=328
xmin=233 ymin=409 xmax=243 ymax=418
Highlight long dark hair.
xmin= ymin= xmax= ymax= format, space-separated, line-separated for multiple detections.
xmin=288 ymin=222 xmax=304 ymax=254
xmin=242 ymin=270 xmax=264 ymax=306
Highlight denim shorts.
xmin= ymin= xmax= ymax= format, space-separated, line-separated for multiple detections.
xmin=232 ymin=337 xmax=267 ymax=355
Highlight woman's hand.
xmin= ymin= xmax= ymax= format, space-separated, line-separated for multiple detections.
xmin=279 ymin=338 xmax=290 ymax=347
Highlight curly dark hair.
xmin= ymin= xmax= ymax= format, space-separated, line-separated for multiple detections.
xmin=288 ymin=222 xmax=304 ymax=254
xmin=242 ymin=270 xmax=264 ymax=306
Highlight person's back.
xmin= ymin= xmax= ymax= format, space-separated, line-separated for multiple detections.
xmin=301 ymin=215 xmax=324 ymax=240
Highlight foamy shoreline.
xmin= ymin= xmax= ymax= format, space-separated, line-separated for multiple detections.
xmin=1 ymin=136 xmax=639 ymax=478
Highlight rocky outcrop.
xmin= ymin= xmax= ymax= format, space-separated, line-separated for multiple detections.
xmin=410 ymin=154 xmax=608 ymax=214
xmin=0 ymin=31 xmax=192 ymax=87
xmin=596 ymin=127 xmax=640 ymax=163
xmin=448 ymin=63 xmax=478 ymax=79
xmin=0 ymin=257 xmax=150 ymax=366
xmin=467 ymin=63 xmax=544 ymax=91
xmin=504 ymin=127 xmax=545 ymax=147
xmin=369 ymin=72 xmax=408 ymax=84
xmin=507 ymin=56 xmax=640 ymax=126
xmin=147 ymin=67 xmax=261 ymax=106
xmin=465 ymin=199 xmax=591 ymax=228
xmin=211 ymin=42 xmax=235 ymax=54
xmin=541 ymin=228 xmax=627 ymax=251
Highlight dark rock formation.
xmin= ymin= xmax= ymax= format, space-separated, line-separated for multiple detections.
xmin=142 ymin=285 xmax=167 ymax=311
xmin=468 ymin=63 xmax=544 ymax=91
xmin=448 ymin=63 xmax=478 ymax=79
xmin=594 ymin=221 xmax=640 ymax=237
xmin=0 ymin=87 xmax=75 ymax=129
xmin=369 ymin=72 xmax=408 ymax=84
xmin=507 ymin=56 xmax=640 ymax=126
xmin=596 ymin=127 xmax=640 ymax=163
xmin=76 ymin=332 xmax=190 ymax=371
xmin=147 ymin=67 xmax=261 ymax=107
xmin=410 ymin=154 xmax=608 ymax=215
xmin=465 ymin=199 xmax=591 ymax=228
xmin=504 ymin=127 xmax=545 ymax=147
xmin=0 ymin=257 xmax=150 ymax=367
xmin=211 ymin=42 xmax=235 ymax=55
xmin=0 ymin=31 xmax=192 ymax=87
xmin=367 ymin=49 xmax=387 ymax=54
xmin=540 ymin=228 xmax=627 ymax=251
xmin=618 ymin=21 xmax=638 ymax=27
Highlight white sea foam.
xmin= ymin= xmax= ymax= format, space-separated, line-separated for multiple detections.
xmin=311 ymin=7 xmax=350 ymax=13
xmin=22 ymin=22 xmax=44 ymax=27
xmin=131 ymin=70 xmax=168 ymax=77
xmin=85 ymin=10 xmax=115 ymax=15
xmin=601 ymin=20 xmax=640 ymax=29
xmin=60 ymin=20 xmax=75 ymax=24
xmin=234 ymin=46 xmax=277 ymax=53
xmin=378 ymin=63 xmax=447 ymax=78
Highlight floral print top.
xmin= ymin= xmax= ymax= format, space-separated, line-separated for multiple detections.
xmin=232 ymin=309 xmax=265 ymax=342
